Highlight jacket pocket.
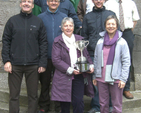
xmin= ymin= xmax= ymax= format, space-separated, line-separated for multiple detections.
xmin=29 ymin=26 xmax=39 ymax=40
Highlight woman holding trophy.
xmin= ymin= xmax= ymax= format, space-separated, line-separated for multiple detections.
xmin=51 ymin=17 xmax=94 ymax=113
xmin=93 ymin=15 xmax=131 ymax=113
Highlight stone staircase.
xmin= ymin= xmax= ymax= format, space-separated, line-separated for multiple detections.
xmin=0 ymin=71 xmax=141 ymax=113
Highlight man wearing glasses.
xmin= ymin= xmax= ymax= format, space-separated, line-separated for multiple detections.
xmin=34 ymin=0 xmax=82 ymax=29
xmin=2 ymin=0 xmax=48 ymax=113
xmin=37 ymin=0 xmax=67 ymax=113
xmin=81 ymin=0 xmax=116 ymax=113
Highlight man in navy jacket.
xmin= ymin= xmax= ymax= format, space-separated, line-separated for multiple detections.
xmin=34 ymin=0 xmax=82 ymax=29
xmin=38 ymin=0 xmax=67 ymax=112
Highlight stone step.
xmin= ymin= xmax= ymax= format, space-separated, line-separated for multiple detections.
xmin=123 ymin=107 xmax=141 ymax=113
xmin=0 ymin=96 xmax=141 ymax=113
xmin=0 ymin=101 xmax=27 ymax=113
xmin=0 ymin=88 xmax=91 ymax=112
xmin=122 ymin=91 xmax=141 ymax=110
xmin=0 ymin=87 xmax=141 ymax=112
xmin=0 ymin=88 xmax=28 ymax=107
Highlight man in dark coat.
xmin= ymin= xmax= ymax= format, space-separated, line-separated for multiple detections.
xmin=2 ymin=0 xmax=48 ymax=113
xmin=81 ymin=0 xmax=116 ymax=112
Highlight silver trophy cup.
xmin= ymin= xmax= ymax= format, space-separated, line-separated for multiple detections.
xmin=75 ymin=40 xmax=90 ymax=72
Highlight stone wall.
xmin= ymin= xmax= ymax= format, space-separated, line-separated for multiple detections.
xmin=0 ymin=0 xmax=21 ymax=69
xmin=0 ymin=0 xmax=141 ymax=90
xmin=132 ymin=0 xmax=141 ymax=90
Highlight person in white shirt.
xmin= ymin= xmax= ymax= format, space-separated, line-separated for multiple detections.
xmin=105 ymin=0 xmax=140 ymax=99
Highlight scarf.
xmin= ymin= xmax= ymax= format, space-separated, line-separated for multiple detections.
xmin=103 ymin=31 xmax=119 ymax=64
xmin=62 ymin=33 xmax=77 ymax=68
xmin=103 ymin=31 xmax=119 ymax=84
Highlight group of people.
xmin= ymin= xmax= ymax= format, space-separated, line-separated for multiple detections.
xmin=1 ymin=0 xmax=140 ymax=113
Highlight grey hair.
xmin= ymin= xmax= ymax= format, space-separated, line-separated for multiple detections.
xmin=104 ymin=15 xmax=119 ymax=28
xmin=61 ymin=17 xmax=74 ymax=28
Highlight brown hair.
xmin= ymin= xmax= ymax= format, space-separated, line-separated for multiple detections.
xmin=104 ymin=15 xmax=119 ymax=28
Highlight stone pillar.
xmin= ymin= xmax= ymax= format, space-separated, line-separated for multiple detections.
xmin=133 ymin=0 xmax=141 ymax=90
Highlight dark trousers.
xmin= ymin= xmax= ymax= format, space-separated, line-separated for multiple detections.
xmin=38 ymin=59 xmax=60 ymax=112
xmin=8 ymin=65 xmax=39 ymax=113
xmin=60 ymin=74 xmax=84 ymax=113
xmin=90 ymin=86 xmax=100 ymax=111
xmin=122 ymin=29 xmax=134 ymax=91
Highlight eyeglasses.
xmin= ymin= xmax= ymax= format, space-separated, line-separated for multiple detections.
xmin=48 ymin=0 xmax=60 ymax=3
xmin=94 ymin=0 xmax=103 ymax=1
xmin=21 ymin=0 xmax=33 ymax=4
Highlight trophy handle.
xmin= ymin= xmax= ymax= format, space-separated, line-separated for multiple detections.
xmin=84 ymin=41 xmax=89 ymax=48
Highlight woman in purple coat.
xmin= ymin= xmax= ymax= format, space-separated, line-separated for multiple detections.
xmin=51 ymin=17 xmax=94 ymax=113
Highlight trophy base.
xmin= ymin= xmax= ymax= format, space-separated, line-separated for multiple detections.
xmin=76 ymin=61 xmax=90 ymax=73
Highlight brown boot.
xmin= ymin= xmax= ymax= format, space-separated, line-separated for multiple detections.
xmin=123 ymin=91 xmax=134 ymax=99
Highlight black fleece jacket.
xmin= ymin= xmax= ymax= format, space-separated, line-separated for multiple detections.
xmin=2 ymin=11 xmax=48 ymax=67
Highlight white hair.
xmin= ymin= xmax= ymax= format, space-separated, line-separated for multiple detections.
xmin=61 ymin=17 xmax=74 ymax=28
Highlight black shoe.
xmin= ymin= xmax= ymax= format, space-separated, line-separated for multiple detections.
xmin=87 ymin=109 xmax=96 ymax=113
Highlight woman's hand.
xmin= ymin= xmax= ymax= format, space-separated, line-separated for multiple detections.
xmin=73 ymin=69 xmax=81 ymax=75
xmin=87 ymin=68 xmax=94 ymax=74
xmin=118 ymin=80 xmax=125 ymax=89
xmin=93 ymin=79 xmax=97 ymax=86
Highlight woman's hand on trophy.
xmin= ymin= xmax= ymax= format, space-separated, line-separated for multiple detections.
xmin=87 ymin=68 xmax=94 ymax=74
xmin=73 ymin=69 xmax=81 ymax=75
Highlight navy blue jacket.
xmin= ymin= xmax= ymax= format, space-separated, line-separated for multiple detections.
xmin=34 ymin=0 xmax=82 ymax=28
xmin=38 ymin=8 xmax=67 ymax=59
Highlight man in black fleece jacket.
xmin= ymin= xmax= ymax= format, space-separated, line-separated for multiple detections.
xmin=2 ymin=0 xmax=48 ymax=113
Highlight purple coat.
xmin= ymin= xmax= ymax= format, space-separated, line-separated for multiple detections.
xmin=51 ymin=34 xmax=94 ymax=102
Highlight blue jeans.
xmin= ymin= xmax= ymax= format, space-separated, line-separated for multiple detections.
xmin=91 ymin=85 xmax=100 ymax=111
xmin=90 ymin=57 xmax=100 ymax=111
